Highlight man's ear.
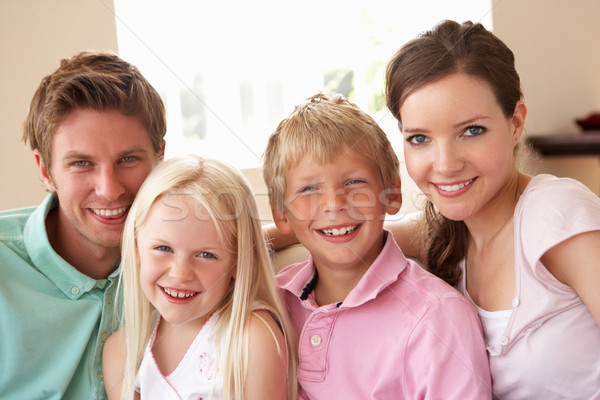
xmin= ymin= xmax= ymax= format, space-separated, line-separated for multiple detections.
xmin=159 ymin=139 xmax=166 ymax=161
xmin=33 ymin=149 xmax=57 ymax=193
xmin=271 ymin=207 xmax=293 ymax=234
xmin=383 ymin=179 xmax=403 ymax=216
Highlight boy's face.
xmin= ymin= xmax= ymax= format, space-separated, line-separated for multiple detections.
xmin=273 ymin=148 xmax=401 ymax=275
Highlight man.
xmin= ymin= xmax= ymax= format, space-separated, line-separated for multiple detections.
xmin=0 ymin=52 xmax=166 ymax=399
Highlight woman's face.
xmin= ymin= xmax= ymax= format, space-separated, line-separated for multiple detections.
xmin=399 ymin=72 xmax=525 ymax=223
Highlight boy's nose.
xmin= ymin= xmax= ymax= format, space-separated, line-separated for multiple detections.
xmin=323 ymin=188 xmax=348 ymax=214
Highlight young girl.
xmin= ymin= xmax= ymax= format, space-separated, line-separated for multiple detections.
xmin=103 ymin=155 xmax=297 ymax=400
xmin=385 ymin=20 xmax=600 ymax=399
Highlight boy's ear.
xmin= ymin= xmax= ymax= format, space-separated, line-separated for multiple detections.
xmin=383 ymin=179 xmax=403 ymax=216
xmin=271 ymin=208 xmax=293 ymax=235
xmin=33 ymin=149 xmax=57 ymax=193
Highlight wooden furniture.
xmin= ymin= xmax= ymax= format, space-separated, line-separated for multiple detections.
xmin=528 ymin=132 xmax=600 ymax=156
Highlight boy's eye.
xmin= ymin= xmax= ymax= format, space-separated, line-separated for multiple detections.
xmin=298 ymin=185 xmax=317 ymax=193
xmin=198 ymin=251 xmax=216 ymax=259
xmin=406 ymin=134 xmax=428 ymax=145
xmin=464 ymin=125 xmax=486 ymax=136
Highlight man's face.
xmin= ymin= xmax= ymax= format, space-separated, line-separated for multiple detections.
xmin=39 ymin=108 xmax=161 ymax=253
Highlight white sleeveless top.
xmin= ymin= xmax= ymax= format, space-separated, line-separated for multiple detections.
xmin=136 ymin=313 xmax=223 ymax=400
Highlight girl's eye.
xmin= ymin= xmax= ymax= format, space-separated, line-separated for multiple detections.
xmin=198 ymin=251 xmax=215 ymax=259
xmin=346 ymin=179 xmax=365 ymax=185
xmin=156 ymin=245 xmax=172 ymax=252
xmin=464 ymin=125 xmax=486 ymax=136
xmin=406 ymin=134 xmax=428 ymax=145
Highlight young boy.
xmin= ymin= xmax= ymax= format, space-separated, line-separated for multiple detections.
xmin=262 ymin=93 xmax=492 ymax=399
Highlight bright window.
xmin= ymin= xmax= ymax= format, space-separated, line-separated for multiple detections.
xmin=115 ymin=1 xmax=492 ymax=169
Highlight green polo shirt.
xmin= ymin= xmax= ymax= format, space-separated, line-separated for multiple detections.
xmin=0 ymin=194 xmax=120 ymax=399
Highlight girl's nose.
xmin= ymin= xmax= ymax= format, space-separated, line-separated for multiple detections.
xmin=168 ymin=260 xmax=194 ymax=282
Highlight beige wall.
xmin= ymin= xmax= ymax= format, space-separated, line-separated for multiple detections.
xmin=493 ymin=0 xmax=600 ymax=195
xmin=0 ymin=0 xmax=118 ymax=209
xmin=1 ymin=0 xmax=599 ymax=211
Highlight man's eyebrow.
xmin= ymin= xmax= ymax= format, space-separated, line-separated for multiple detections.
xmin=61 ymin=146 xmax=152 ymax=160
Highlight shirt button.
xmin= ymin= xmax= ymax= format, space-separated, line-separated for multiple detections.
xmin=97 ymin=371 xmax=104 ymax=381
xmin=101 ymin=332 xmax=109 ymax=342
xmin=512 ymin=298 xmax=520 ymax=308
xmin=310 ymin=335 xmax=322 ymax=346
xmin=499 ymin=336 xmax=509 ymax=346
xmin=71 ymin=286 xmax=80 ymax=295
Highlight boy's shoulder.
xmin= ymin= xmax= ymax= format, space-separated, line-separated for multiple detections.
xmin=395 ymin=259 xmax=468 ymax=306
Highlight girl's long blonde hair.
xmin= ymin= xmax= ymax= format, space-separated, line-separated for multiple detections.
xmin=118 ymin=155 xmax=297 ymax=399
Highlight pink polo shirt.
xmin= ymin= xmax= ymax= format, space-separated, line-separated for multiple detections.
xmin=277 ymin=231 xmax=491 ymax=399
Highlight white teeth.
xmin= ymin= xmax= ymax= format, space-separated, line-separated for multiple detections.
xmin=163 ymin=288 xmax=197 ymax=298
xmin=436 ymin=179 xmax=474 ymax=192
xmin=321 ymin=225 xmax=358 ymax=236
xmin=92 ymin=206 xmax=128 ymax=216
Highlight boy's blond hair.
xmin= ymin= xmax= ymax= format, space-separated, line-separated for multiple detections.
xmin=262 ymin=93 xmax=400 ymax=212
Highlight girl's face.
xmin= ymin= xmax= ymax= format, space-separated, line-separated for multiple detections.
xmin=136 ymin=194 xmax=236 ymax=330
xmin=399 ymin=73 xmax=525 ymax=223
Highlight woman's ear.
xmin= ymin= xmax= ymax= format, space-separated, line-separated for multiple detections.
xmin=511 ymin=100 xmax=527 ymax=146
xmin=33 ymin=149 xmax=57 ymax=193
xmin=384 ymin=180 xmax=403 ymax=216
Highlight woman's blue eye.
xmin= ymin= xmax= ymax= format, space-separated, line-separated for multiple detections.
xmin=406 ymin=134 xmax=428 ymax=145
xmin=465 ymin=126 xmax=486 ymax=136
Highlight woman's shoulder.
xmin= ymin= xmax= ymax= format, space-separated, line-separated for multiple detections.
xmin=519 ymin=174 xmax=600 ymax=218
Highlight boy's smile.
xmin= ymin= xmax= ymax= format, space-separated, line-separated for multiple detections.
xmin=274 ymin=148 xmax=401 ymax=277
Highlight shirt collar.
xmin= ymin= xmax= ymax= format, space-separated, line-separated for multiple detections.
xmin=281 ymin=230 xmax=408 ymax=308
xmin=24 ymin=194 xmax=108 ymax=298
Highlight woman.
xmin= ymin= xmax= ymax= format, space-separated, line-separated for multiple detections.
xmin=384 ymin=20 xmax=600 ymax=399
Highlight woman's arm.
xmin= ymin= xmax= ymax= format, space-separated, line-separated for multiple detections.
xmin=542 ymin=230 xmax=600 ymax=327
xmin=384 ymin=212 xmax=424 ymax=260
xmin=244 ymin=310 xmax=289 ymax=400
